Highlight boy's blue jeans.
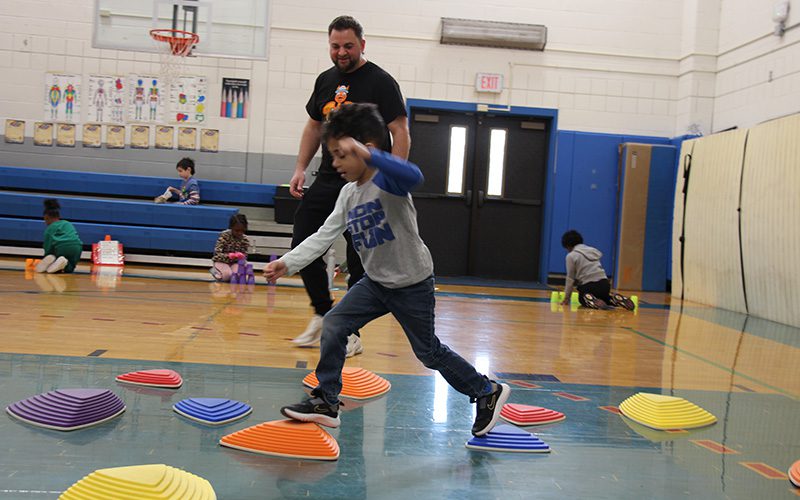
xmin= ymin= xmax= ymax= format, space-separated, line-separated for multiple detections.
xmin=313 ymin=275 xmax=490 ymax=405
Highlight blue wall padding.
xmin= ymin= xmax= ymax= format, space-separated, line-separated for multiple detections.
xmin=0 ymin=166 xmax=276 ymax=206
xmin=641 ymin=146 xmax=677 ymax=291
xmin=550 ymin=131 xmax=672 ymax=276
xmin=0 ymin=192 xmax=236 ymax=231
xmin=0 ymin=217 xmax=218 ymax=253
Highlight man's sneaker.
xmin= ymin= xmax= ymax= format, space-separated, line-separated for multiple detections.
xmin=345 ymin=334 xmax=363 ymax=357
xmin=471 ymin=381 xmax=511 ymax=436
xmin=609 ymin=293 xmax=636 ymax=311
xmin=280 ymin=396 xmax=340 ymax=428
xmin=46 ymin=256 xmax=68 ymax=274
xmin=583 ymin=293 xmax=608 ymax=310
xmin=292 ymin=315 xmax=323 ymax=346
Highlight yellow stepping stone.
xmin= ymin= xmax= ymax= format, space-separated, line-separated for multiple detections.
xmin=59 ymin=464 xmax=215 ymax=499
xmin=618 ymin=393 xmax=716 ymax=430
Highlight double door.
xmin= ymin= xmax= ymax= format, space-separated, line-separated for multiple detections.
xmin=409 ymin=109 xmax=549 ymax=281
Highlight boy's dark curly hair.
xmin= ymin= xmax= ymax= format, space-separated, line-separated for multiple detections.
xmin=43 ymin=198 xmax=60 ymax=218
xmin=322 ymin=103 xmax=385 ymax=148
xmin=177 ymin=157 xmax=195 ymax=175
xmin=561 ymin=229 xmax=583 ymax=249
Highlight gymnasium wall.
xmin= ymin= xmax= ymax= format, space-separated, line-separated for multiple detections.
xmin=672 ymin=113 xmax=800 ymax=328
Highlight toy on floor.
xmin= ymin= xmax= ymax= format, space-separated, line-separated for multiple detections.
xmin=228 ymin=252 xmax=255 ymax=285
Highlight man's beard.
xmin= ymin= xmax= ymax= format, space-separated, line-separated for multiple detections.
xmin=334 ymin=56 xmax=358 ymax=73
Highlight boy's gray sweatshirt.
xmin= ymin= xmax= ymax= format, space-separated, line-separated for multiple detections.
xmin=280 ymin=149 xmax=433 ymax=289
xmin=564 ymin=244 xmax=608 ymax=296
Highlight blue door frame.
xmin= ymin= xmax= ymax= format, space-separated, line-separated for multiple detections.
xmin=406 ymin=98 xmax=559 ymax=283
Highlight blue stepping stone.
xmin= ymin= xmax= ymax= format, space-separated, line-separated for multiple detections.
xmin=173 ymin=398 xmax=252 ymax=425
xmin=465 ymin=424 xmax=551 ymax=453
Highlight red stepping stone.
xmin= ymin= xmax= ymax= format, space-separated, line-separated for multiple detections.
xmin=116 ymin=369 xmax=183 ymax=389
xmin=500 ymin=403 xmax=565 ymax=426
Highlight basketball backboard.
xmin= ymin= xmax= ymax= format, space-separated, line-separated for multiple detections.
xmin=93 ymin=0 xmax=270 ymax=59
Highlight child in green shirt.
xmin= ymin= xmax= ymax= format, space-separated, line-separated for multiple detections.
xmin=35 ymin=199 xmax=83 ymax=273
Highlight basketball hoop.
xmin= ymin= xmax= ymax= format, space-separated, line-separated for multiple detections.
xmin=150 ymin=29 xmax=199 ymax=88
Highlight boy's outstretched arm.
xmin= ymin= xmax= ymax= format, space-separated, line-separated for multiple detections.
xmin=263 ymin=259 xmax=287 ymax=282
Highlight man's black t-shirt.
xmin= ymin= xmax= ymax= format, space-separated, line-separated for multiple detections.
xmin=306 ymin=61 xmax=406 ymax=175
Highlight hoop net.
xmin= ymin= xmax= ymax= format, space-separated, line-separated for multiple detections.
xmin=149 ymin=29 xmax=199 ymax=88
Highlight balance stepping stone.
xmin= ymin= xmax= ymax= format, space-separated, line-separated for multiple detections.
xmin=116 ymin=369 xmax=183 ymax=388
xmin=220 ymin=419 xmax=339 ymax=461
xmin=60 ymin=463 xmax=215 ymax=499
xmin=618 ymin=392 xmax=716 ymax=430
xmin=302 ymin=367 xmax=390 ymax=400
xmin=500 ymin=403 xmax=565 ymax=426
xmin=173 ymin=398 xmax=252 ymax=425
xmin=465 ymin=424 xmax=551 ymax=453
xmin=790 ymin=459 xmax=800 ymax=488
xmin=6 ymin=388 xmax=125 ymax=431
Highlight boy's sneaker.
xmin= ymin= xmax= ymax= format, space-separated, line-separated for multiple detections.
xmin=345 ymin=334 xmax=363 ymax=357
xmin=471 ymin=381 xmax=511 ymax=436
xmin=280 ymin=396 xmax=340 ymax=428
xmin=35 ymin=255 xmax=56 ymax=273
xmin=292 ymin=315 xmax=324 ymax=346
xmin=609 ymin=293 xmax=636 ymax=311
xmin=583 ymin=293 xmax=608 ymax=310
xmin=46 ymin=256 xmax=68 ymax=274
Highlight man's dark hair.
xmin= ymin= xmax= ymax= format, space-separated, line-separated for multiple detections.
xmin=322 ymin=103 xmax=385 ymax=147
xmin=561 ymin=230 xmax=583 ymax=249
xmin=328 ymin=15 xmax=364 ymax=39
xmin=177 ymin=157 xmax=195 ymax=175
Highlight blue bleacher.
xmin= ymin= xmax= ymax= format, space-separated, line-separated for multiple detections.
xmin=0 ymin=192 xmax=236 ymax=231
xmin=0 ymin=165 xmax=276 ymax=206
xmin=0 ymin=165 xmax=279 ymax=257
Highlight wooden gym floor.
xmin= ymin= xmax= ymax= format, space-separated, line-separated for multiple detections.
xmin=0 ymin=257 xmax=798 ymax=499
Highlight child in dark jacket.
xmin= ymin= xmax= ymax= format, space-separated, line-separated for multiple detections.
xmin=35 ymin=199 xmax=83 ymax=273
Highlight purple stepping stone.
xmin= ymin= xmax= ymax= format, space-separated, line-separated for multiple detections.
xmin=6 ymin=388 xmax=125 ymax=431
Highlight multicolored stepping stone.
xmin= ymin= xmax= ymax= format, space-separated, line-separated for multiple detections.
xmin=302 ymin=367 xmax=390 ymax=400
xmin=116 ymin=369 xmax=183 ymax=389
xmin=789 ymin=459 xmax=800 ymax=488
xmin=220 ymin=419 xmax=340 ymax=461
xmin=60 ymin=463 xmax=216 ymax=499
xmin=465 ymin=424 xmax=551 ymax=453
xmin=500 ymin=403 xmax=565 ymax=426
xmin=173 ymin=398 xmax=252 ymax=425
xmin=619 ymin=392 xmax=716 ymax=430
xmin=6 ymin=388 xmax=125 ymax=431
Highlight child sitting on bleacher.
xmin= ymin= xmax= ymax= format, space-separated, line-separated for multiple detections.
xmin=154 ymin=157 xmax=200 ymax=205
xmin=210 ymin=214 xmax=252 ymax=281
xmin=35 ymin=199 xmax=83 ymax=274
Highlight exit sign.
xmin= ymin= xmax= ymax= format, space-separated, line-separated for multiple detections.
xmin=476 ymin=73 xmax=503 ymax=93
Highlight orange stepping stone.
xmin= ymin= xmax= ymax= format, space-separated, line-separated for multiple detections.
xmin=500 ymin=404 xmax=565 ymax=426
xmin=302 ymin=367 xmax=390 ymax=400
xmin=220 ymin=419 xmax=339 ymax=461
xmin=116 ymin=369 xmax=183 ymax=389
xmin=790 ymin=459 xmax=800 ymax=488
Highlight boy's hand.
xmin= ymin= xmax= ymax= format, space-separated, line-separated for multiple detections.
xmin=263 ymin=260 xmax=287 ymax=282
xmin=336 ymin=137 xmax=372 ymax=161
xmin=560 ymin=299 xmax=570 ymax=306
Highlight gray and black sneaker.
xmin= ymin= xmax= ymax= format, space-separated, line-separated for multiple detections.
xmin=609 ymin=293 xmax=636 ymax=311
xmin=280 ymin=396 xmax=341 ymax=428
xmin=471 ymin=381 xmax=511 ymax=436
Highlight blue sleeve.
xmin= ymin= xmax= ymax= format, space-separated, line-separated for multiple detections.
xmin=369 ymin=149 xmax=424 ymax=196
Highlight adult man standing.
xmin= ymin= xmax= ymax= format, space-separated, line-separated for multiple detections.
xmin=288 ymin=15 xmax=410 ymax=356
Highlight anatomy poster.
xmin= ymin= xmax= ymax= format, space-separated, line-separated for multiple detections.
xmin=169 ymin=76 xmax=207 ymax=123
xmin=87 ymin=75 xmax=125 ymax=123
xmin=44 ymin=73 xmax=81 ymax=123
xmin=128 ymin=75 xmax=164 ymax=123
